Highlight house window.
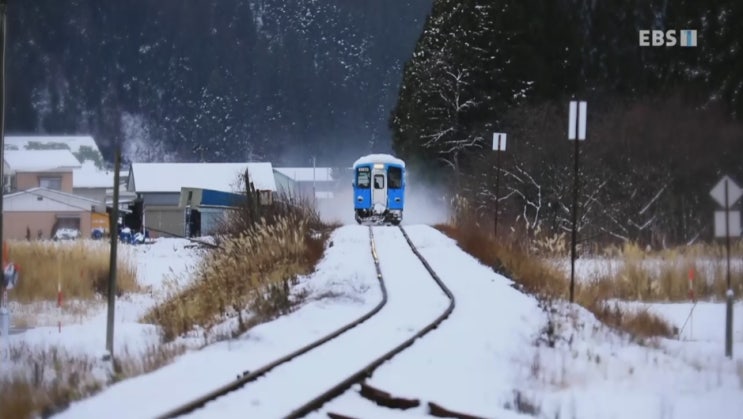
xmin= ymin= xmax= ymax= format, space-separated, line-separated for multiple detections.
xmin=259 ymin=190 xmax=273 ymax=205
xmin=3 ymin=174 xmax=15 ymax=193
xmin=39 ymin=176 xmax=62 ymax=191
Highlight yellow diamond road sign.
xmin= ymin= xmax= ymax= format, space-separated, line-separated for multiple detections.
xmin=710 ymin=176 xmax=742 ymax=209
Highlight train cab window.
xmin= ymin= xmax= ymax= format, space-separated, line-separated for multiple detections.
xmin=356 ymin=167 xmax=370 ymax=188
xmin=374 ymin=175 xmax=384 ymax=189
xmin=388 ymin=167 xmax=402 ymax=189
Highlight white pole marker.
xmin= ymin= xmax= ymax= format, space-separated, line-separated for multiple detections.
xmin=578 ymin=101 xmax=587 ymax=140
xmin=568 ymin=101 xmax=577 ymax=140
xmin=568 ymin=100 xmax=587 ymax=140
xmin=492 ymin=133 xmax=507 ymax=151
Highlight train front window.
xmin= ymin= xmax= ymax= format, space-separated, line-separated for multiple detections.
xmin=357 ymin=167 xmax=370 ymax=188
xmin=374 ymin=175 xmax=384 ymax=189
xmin=388 ymin=166 xmax=402 ymax=189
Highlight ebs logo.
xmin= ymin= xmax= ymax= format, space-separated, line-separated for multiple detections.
xmin=639 ymin=29 xmax=697 ymax=47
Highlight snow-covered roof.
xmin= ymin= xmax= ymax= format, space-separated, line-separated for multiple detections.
xmin=274 ymin=167 xmax=334 ymax=182
xmin=4 ymin=149 xmax=82 ymax=172
xmin=130 ymin=162 xmax=277 ymax=193
xmin=352 ymin=153 xmax=405 ymax=168
xmin=4 ymin=135 xmax=101 ymax=155
xmin=73 ymin=161 xmax=115 ymax=188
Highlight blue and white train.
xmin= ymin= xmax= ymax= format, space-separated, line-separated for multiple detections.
xmin=352 ymin=153 xmax=406 ymax=225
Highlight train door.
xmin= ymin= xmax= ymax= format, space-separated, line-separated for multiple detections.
xmin=371 ymin=166 xmax=387 ymax=211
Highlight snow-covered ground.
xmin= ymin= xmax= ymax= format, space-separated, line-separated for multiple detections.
xmin=309 ymin=224 xmax=548 ymax=418
xmin=179 ymin=226 xmax=450 ymax=418
xmin=3 ymin=226 xmax=742 ymax=419
xmin=311 ymin=227 xmax=743 ymax=419
xmin=552 ymin=256 xmax=743 ymax=285
xmin=53 ymin=225 xmax=388 ymax=419
xmin=3 ymin=238 xmax=203 ymax=358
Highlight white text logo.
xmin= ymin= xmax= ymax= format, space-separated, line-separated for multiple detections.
xmin=639 ymin=29 xmax=697 ymax=47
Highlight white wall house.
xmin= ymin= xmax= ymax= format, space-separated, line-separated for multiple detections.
xmin=3 ymin=149 xmax=82 ymax=193
xmin=3 ymin=187 xmax=108 ymax=240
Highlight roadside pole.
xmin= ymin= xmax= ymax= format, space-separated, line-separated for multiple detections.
xmin=0 ymin=286 xmax=7 ymax=339
xmin=0 ymin=0 xmax=8 ymax=344
xmin=567 ymin=100 xmax=587 ymax=303
xmin=688 ymin=267 xmax=695 ymax=338
xmin=106 ymin=146 xmax=121 ymax=358
xmin=492 ymin=133 xmax=506 ymax=239
xmin=710 ymin=175 xmax=742 ymax=358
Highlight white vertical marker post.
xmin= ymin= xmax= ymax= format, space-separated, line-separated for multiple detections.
xmin=568 ymin=100 xmax=586 ymax=303
xmin=0 ymin=287 xmax=7 ymax=339
xmin=492 ymin=133 xmax=507 ymax=239
xmin=710 ymin=175 xmax=742 ymax=358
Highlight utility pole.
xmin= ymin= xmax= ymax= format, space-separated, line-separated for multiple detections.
xmin=0 ymin=0 xmax=8 ymax=245
xmin=106 ymin=146 xmax=121 ymax=358
xmin=724 ymin=184 xmax=732 ymax=358
xmin=567 ymin=100 xmax=587 ymax=303
xmin=0 ymin=1 xmax=8 ymax=342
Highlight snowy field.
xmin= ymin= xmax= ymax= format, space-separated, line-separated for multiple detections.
xmin=551 ymin=256 xmax=743 ymax=285
xmin=3 ymin=238 xmax=203 ymax=358
xmin=2 ymin=226 xmax=742 ymax=419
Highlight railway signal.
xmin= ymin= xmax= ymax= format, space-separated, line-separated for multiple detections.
xmin=567 ymin=100 xmax=587 ymax=303
xmin=492 ymin=133 xmax=506 ymax=239
xmin=710 ymin=175 xmax=741 ymax=358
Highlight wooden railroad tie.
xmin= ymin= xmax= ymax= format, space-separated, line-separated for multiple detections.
xmin=327 ymin=412 xmax=361 ymax=419
xmin=359 ymin=382 xmax=420 ymax=409
xmin=429 ymin=401 xmax=489 ymax=419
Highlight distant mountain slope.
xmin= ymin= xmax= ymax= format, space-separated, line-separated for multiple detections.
xmin=6 ymin=0 xmax=432 ymax=165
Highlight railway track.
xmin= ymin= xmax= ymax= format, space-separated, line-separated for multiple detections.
xmin=155 ymin=226 xmax=388 ymax=418
xmin=156 ymin=225 xmax=455 ymax=419
xmin=286 ymin=226 xmax=455 ymax=418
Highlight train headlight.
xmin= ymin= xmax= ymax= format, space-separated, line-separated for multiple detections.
xmin=373 ymin=163 xmax=384 ymax=169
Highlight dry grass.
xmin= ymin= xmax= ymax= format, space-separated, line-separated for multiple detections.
xmin=143 ymin=215 xmax=328 ymax=341
xmin=144 ymin=182 xmax=330 ymax=341
xmin=504 ymin=389 xmax=541 ymax=416
xmin=5 ymin=240 xmax=139 ymax=303
xmin=9 ymin=300 xmax=101 ymax=329
xmin=586 ymin=242 xmax=743 ymax=302
xmin=528 ymin=227 xmax=741 ymax=303
xmin=436 ymin=203 xmax=675 ymax=340
xmin=0 ymin=342 xmax=185 ymax=419
xmin=436 ymin=224 xmax=568 ymax=300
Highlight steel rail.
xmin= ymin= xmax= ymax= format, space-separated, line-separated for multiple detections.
xmin=155 ymin=226 xmax=388 ymax=419
xmin=285 ymin=225 xmax=456 ymax=418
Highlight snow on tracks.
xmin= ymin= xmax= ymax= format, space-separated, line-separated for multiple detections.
xmin=314 ymin=225 xmax=545 ymax=418
xmin=54 ymin=225 xmax=380 ymax=419
xmin=175 ymin=226 xmax=450 ymax=418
